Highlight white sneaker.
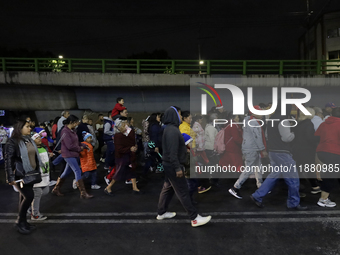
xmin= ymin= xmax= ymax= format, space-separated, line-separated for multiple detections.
xmin=49 ymin=180 xmax=57 ymax=186
xmin=72 ymin=179 xmax=77 ymax=189
xmin=100 ymin=158 xmax=105 ymax=163
xmin=12 ymin=185 xmax=19 ymax=192
xmin=317 ymin=198 xmax=336 ymax=208
xmin=91 ymin=184 xmax=101 ymax=190
xmin=125 ymin=180 xmax=138 ymax=185
xmin=156 ymin=212 xmax=176 ymax=220
xmin=191 ymin=214 xmax=212 ymax=227
xmin=104 ymin=176 xmax=110 ymax=185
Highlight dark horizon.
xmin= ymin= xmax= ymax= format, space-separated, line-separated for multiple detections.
xmin=1 ymin=0 xmax=340 ymax=60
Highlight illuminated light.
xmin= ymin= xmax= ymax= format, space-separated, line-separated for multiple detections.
xmin=199 ymin=60 xmax=204 ymax=65
xmin=58 ymin=55 xmax=63 ymax=59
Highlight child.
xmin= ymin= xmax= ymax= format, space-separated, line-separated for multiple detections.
xmin=33 ymin=127 xmax=53 ymax=152
xmin=30 ymin=132 xmax=53 ymax=221
xmin=80 ymin=131 xmax=101 ymax=189
xmin=111 ymin=97 xmax=126 ymax=118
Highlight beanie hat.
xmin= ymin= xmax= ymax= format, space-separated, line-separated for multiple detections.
xmin=33 ymin=127 xmax=44 ymax=134
xmin=325 ymin=102 xmax=336 ymax=109
xmin=82 ymin=131 xmax=93 ymax=141
xmin=249 ymin=105 xmax=261 ymax=115
xmin=182 ymin=133 xmax=193 ymax=145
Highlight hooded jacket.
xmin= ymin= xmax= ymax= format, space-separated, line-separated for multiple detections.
xmin=315 ymin=116 xmax=340 ymax=155
xmin=162 ymin=107 xmax=187 ymax=172
xmin=242 ymin=116 xmax=266 ymax=153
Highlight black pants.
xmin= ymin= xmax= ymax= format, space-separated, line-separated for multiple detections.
xmin=157 ymin=164 xmax=198 ymax=220
xmin=317 ymin=151 xmax=340 ymax=193
xmin=16 ymin=183 xmax=34 ymax=223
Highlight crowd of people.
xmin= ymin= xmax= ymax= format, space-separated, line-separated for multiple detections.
xmin=3 ymin=97 xmax=340 ymax=235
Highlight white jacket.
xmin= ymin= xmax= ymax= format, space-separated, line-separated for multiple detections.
xmin=205 ymin=123 xmax=218 ymax=150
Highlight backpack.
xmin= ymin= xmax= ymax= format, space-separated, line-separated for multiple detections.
xmin=214 ymin=126 xmax=228 ymax=154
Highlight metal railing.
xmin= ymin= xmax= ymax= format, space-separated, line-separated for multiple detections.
xmin=0 ymin=58 xmax=339 ymax=75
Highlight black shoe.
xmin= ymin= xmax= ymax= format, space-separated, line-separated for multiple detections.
xmin=104 ymin=189 xmax=114 ymax=196
xmin=229 ymin=187 xmax=242 ymax=199
xmin=15 ymin=222 xmax=32 ymax=235
xmin=25 ymin=222 xmax=37 ymax=231
xmin=250 ymin=195 xmax=264 ymax=208
xmin=287 ymin=204 xmax=308 ymax=211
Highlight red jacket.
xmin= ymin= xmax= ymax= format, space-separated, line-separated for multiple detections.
xmin=224 ymin=124 xmax=243 ymax=154
xmin=315 ymin=116 xmax=340 ymax=155
xmin=111 ymin=103 xmax=126 ymax=118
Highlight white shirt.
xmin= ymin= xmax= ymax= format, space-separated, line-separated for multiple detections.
xmin=311 ymin=115 xmax=324 ymax=131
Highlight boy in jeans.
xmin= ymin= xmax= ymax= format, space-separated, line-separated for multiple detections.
xmin=80 ymin=132 xmax=101 ymax=189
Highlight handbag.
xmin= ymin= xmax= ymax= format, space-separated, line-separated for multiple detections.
xmin=15 ymin=161 xmax=42 ymax=185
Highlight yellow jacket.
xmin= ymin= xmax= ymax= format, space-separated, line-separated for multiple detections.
xmin=179 ymin=121 xmax=197 ymax=148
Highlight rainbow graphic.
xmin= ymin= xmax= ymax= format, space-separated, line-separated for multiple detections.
xmin=197 ymin=82 xmax=223 ymax=108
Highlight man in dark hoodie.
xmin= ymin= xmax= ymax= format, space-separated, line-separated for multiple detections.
xmin=250 ymin=102 xmax=307 ymax=210
xmin=156 ymin=106 xmax=211 ymax=227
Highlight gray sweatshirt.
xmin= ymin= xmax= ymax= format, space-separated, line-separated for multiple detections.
xmin=242 ymin=116 xmax=265 ymax=153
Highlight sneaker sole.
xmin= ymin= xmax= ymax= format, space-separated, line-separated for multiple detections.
xmin=317 ymin=202 xmax=336 ymax=208
xmin=191 ymin=216 xmax=212 ymax=227
xmin=31 ymin=218 xmax=47 ymax=221
xmin=198 ymin=186 xmax=212 ymax=194
xmin=228 ymin=189 xmax=242 ymax=199
xmin=156 ymin=213 xmax=176 ymax=220
xmin=311 ymin=190 xmax=321 ymax=194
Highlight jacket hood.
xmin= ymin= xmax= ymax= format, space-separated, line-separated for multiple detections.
xmin=163 ymin=107 xmax=182 ymax=127
xmin=325 ymin=116 xmax=340 ymax=124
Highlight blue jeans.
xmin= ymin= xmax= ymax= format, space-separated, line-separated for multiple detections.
xmin=60 ymin=157 xmax=82 ymax=181
xmin=52 ymin=154 xmax=64 ymax=165
xmin=252 ymin=152 xmax=300 ymax=208
xmin=105 ymin=140 xmax=115 ymax=168
xmin=82 ymin=170 xmax=97 ymax=185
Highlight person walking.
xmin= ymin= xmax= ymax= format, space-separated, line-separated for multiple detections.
xmin=52 ymin=115 xmax=93 ymax=199
xmin=314 ymin=107 xmax=340 ymax=207
xmin=156 ymin=106 xmax=211 ymax=227
xmin=5 ymin=119 xmax=44 ymax=234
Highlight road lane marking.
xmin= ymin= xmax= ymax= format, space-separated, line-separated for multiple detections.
xmin=0 ymin=218 xmax=340 ymax=224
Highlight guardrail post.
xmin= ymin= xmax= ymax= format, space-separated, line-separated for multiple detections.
xmin=137 ymin=60 xmax=140 ymax=74
xmin=207 ymin=60 xmax=211 ymax=75
xmin=68 ymin=59 xmax=72 ymax=72
xmin=102 ymin=60 xmax=106 ymax=73
xmin=279 ymin=61 xmax=283 ymax=75
xmin=242 ymin=61 xmax=247 ymax=75
xmin=171 ymin=60 xmax=175 ymax=74
xmin=34 ymin=59 xmax=39 ymax=72
xmin=317 ymin=60 xmax=321 ymax=75
xmin=1 ymin=58 xmax=6 ymax=72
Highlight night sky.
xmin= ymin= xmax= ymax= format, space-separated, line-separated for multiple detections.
xmin=1 ymin=0 xmax=340 ymax=60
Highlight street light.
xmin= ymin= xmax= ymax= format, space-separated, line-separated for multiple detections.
xmin=199 ymin=60 xmax=204 ymax=65
xmin=58 ymin=55 xmax=63 ymax=59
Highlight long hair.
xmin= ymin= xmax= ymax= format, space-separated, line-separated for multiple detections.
xmin=53 ymin=116 xmax=61 ymax=126
xmin=148 ymin=113 xmax=160 ymax=133
xmin=11 ymin=119 xmax=29 ymax=142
